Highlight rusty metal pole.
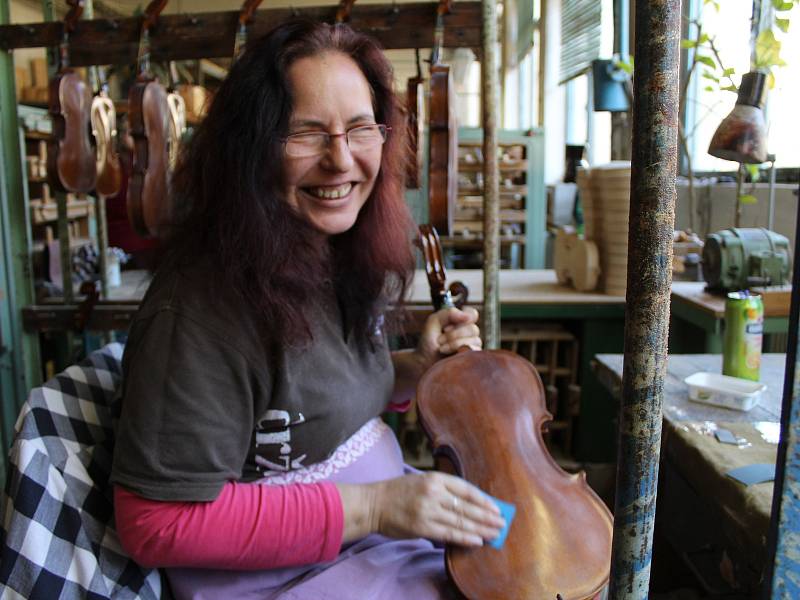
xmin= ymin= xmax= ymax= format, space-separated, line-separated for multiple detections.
xmin=481 ymin=0 xmax=500 ymax=350
xmin=609 ymin=0 xmax=681 ymax=597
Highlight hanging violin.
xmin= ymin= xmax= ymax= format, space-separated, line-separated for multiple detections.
xmin=127 ymin=0 xmax=171 ymax=238
xmin=91 ymin=66 xmax=122 ymax=198
xmin=47 ymin=0 xmax=97 ymax=194
xmin=415 ymin=226 xmax=613 ymax=600
xmin=427 ymin=0 xmax=458 ymax=236
xmin=405 ymin=49 xmax=424 ymax=190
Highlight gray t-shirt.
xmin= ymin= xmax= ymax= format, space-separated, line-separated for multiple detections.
xmin=111 ymin=260 xmax=394 ymax=501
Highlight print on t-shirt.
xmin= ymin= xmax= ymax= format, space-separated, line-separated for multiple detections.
xmin=254 ymin=409 xmax=308 ymax=472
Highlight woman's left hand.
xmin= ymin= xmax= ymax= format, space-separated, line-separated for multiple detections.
xmin=417 ymin=306 xmax=482 ymax=368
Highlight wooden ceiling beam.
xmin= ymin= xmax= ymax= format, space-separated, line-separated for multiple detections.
xmin=0 ymin=2 xmax=482 ymax=65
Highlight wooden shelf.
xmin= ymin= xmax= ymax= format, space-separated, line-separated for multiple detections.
xmin=455 ymin=208 xmax=527 ymax=222
xmin=32 ymin=236 xmax=92 ymax=253
xmin=23 ymin=129 xmax=50 ymax=140
xmin=452 ymin=134 xmax=532 ymax=268
xmin=440 ymin=235 xmax=526 ymax=246
xmin=458 ymin=140 xmax=529 ymax=148
xmin=458 ymin=160 xmax=528 ymax=173
xmin=30 ymin=199 xmax=92 ymax=225
xmin=458 ymin=185 xmax=527 ymax=196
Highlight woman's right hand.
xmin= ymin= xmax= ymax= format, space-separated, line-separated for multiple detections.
xmin=336 ymin=472 xmax=505 ymax=547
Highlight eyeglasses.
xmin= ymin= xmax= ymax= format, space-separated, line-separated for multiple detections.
xmin=282 ymin=124 xmax=391 ymax=158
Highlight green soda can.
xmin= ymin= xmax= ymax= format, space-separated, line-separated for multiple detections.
xmin=722 ymin=291 xmax=763 ymax=381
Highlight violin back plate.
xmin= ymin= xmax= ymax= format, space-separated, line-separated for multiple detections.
xmin=416 ymin=350 xmax=612 ymax=600
xmin=48 ymin=71 xmax=97 ymax=194
xmin=427 ymin=63 xmax=457 ymax=236
xmin=406 ymin=76 xmax=424 ymax=189
xmin=128 ymin=78 xmax=171 ymax=238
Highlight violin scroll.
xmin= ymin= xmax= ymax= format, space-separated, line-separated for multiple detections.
xmin=417 ymin=224 xmax=468 ymax=311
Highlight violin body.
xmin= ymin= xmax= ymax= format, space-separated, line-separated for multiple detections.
xmin=405 ymin=75 xmax=424 ymax=189
xmin=47 ymin=70 xmax=97 ymax=193
xmin=416 ymin=350 xmax=613 ymax=600
xmin=128 ymin=76 xmax=171 ymax=238
xmin=91 ymin=93 xmax=122 ymax=197
xmin=427 ymin=63 xmax=457 ymax=236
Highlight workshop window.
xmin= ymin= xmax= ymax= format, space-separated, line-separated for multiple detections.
xmin=685 ymin=0 xmax=800 ymax=170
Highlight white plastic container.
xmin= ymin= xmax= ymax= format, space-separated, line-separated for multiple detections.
xmin=684 ymin=372 xmax=767 ymax=411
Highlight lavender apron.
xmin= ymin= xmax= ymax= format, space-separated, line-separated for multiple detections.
xmin=166 ymin=418 xmax=457 ymax=600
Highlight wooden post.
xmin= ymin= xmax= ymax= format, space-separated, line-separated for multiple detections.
xmin=481 ymin=0 xmax=499 ymax=350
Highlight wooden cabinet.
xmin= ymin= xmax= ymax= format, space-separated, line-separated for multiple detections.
xmin=441 ymin=127 xmax=545 ymax=269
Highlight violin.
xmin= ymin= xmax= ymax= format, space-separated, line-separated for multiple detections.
xmin=91 ymin=66 xmax=122 ymax=198
xmin=405 ymin=49 xmax=424 ymax=190
xmin=415 ymin=226 xmax=613 ymax=600
xmin=47 ymin=0 xmax=97 ymax=194
xmin=427 ymin=0 xmax=458 ymax=236
xmin=233 ymin=0 xmax=264 ymax=61
xmin=127 ymin=0 xmax=171 ymax=238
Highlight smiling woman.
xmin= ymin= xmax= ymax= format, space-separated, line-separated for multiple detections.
xmin=281 ymin=51 xmax=383 ymax=236
xmin=109 ymin=18 xmax=494 ymax=600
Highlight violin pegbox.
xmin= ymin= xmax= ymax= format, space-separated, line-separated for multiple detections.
xmin=417 ymin=224 xmax=468 ymax=311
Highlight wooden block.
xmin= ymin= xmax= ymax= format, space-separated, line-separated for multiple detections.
xmin=25 ymin=156 xmax=38 ymax=179
xmin=15 ymin=66 xmax=31 ymax=98
xmin=21 ymin=86 xmax=49 ymax=104
xmin=750 ymin=285 xmax=791 ymax=317
xmin=31 ymin=58 xmax=48 ymax=88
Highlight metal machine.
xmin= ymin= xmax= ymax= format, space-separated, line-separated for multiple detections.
xmin=702 ymin=227 xmax=791 ymax=291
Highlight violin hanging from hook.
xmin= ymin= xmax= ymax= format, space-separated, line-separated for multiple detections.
xmin=47 ymin=0 xmax=97 ymax=194
xmin=427 ymin=0 xmax=458 ymax=236
xmin=127 ymin=0 xmax=171 ymax=238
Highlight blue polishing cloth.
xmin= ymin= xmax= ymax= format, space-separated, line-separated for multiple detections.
xmin=484 ymin=494 xmax=516 ymax=549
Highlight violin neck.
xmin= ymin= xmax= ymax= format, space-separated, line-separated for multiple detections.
xmin=58 ymin=30 xmax=70 ymax=70
xmin=431 ymin=12 xmax=445 ymax=66
xmin=233 ymin=22 xmax=247 ymax=61
xmin=136 ymin=26 xmax=152 ymax=77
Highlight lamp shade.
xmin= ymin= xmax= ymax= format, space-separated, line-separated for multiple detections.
xmin=708 ymin=71 xmax=768 ymax=164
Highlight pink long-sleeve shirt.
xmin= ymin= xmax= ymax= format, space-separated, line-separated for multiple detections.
xmin=114 ymin=481 xmax=344 ymax=570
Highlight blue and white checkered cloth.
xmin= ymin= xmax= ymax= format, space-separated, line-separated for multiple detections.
xmin=1 ymin=343 xmax=162 ymax=599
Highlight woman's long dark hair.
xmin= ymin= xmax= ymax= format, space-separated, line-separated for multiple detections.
xmin=163 ymin=19 xmax=414 ymax=347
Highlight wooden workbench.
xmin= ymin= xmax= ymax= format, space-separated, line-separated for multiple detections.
xmin=407 ymin=269 xmax=624 ymax=307
xmin=671 ymin=282 xmax=791 ymax=353
xmin=594 ymin=352 xmax=786 ymax=594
